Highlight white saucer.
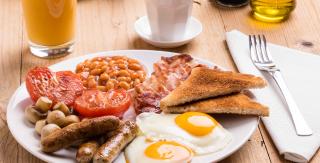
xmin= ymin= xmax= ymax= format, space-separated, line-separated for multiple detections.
xmin=134 ymin=16 xmax=203 ymax=48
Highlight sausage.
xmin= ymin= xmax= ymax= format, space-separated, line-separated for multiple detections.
xmin=76 ymin=140 xmax=100 ymax=163
xmin=76 ymin=136 xmax=107 ymax=163
xmin=93 ymin=121 xmax=138 ymax=163
xmin=41 ymin=116 xmax=120 ymax=153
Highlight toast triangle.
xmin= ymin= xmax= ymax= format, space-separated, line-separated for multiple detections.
xmin=160 ymin=67 xmax=266 ymax=107
xmin=161 ymin=93 xmax=269 ymax=116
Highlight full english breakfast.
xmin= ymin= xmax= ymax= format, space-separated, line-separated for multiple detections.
xmin=21 ymin=54 xmax=268 ymax=162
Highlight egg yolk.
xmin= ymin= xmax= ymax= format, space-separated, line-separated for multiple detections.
xmin=175 ymin=112 xmax=217 ymax=136
xmin=144 ymin=141 xmax=193 ymax=161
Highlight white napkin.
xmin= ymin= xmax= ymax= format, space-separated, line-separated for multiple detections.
xmin=226 ymin=30 xmax=320 ymax=162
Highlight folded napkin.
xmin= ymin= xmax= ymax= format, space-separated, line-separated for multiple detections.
xmin=226 ymin=30 xmax=320 ymax=162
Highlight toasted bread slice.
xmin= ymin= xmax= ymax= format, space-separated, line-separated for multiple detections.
xmin=160 ymin=67 xmax=266 ymax=107
xmin=161 ymin=93 xmax=269 ymax=116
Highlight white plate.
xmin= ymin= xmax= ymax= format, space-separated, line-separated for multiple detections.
xmin=135 ymin=16 xmax=202 ymax=48
xmin=7 ymin=50 xmax=258 ymax=163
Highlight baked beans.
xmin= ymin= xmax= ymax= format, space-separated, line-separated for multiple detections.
xmin=76 ymin=56 xmax=146 ymax=91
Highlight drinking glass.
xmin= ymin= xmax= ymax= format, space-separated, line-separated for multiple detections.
xmin=250 ymin=0 xmax=296 ymax=22
xmin=22 ymin=0 xmax=77 ymax=58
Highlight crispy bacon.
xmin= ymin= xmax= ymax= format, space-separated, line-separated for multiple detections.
xmin=133 ymin=54 xmax=207 ymax=114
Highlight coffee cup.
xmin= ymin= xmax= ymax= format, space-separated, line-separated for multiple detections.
xmin=145 ymin=0 xmax=193 ymax=41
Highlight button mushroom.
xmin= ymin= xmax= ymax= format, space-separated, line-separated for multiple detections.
xmin=53 ymin=102 xmax=71 ymax=116
xmin=25 ymin=105 xmax=47 ymax=124
xmin=41 ymin=124 xmax=61 ymax=139
xmin=63 ymin=115 xmax=80 ymax=127
xmin=47 ymin=110 xmax=66 ymax=127
xmin=35 ymin=97 xmax=52 ymax=113
xmin=35 ymin=119 xmax=47 ymax=135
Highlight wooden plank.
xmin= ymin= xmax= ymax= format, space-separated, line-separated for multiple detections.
xmin=217 ymin=6 xmax=288 ymax=44
xmin=221 ymin=128 xmax=271 ymax=163
xmin=0 ymin=0 xmax=38 ymax=162
xmin=279 ymin=0 xmax=320 ymax=54
xmin=0 ymin=0 xmax=22 ymax=162
xmin=311 ymin=150 xmax=320 ymax=163
xmin=0 ymin=0 xmax=22 ymax=109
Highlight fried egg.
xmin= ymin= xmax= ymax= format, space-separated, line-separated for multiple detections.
xmin=125 ymin=136 xmax=193 ymax=163
xmin=135 ymin=112 xmax=232 ymax=155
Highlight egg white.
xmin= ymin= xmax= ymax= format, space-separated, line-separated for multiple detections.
xmin=136 ymin=112 xmax=233 ymax=155
xmin=125 ymin=136 xmax=192 ymax=163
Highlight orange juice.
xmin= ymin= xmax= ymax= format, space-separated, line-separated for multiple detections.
xmin=22 ymin=0 xmax=77 ymax=46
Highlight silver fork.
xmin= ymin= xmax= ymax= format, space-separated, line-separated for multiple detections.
xmin=249 ymin=35 xmax=313 ymax=136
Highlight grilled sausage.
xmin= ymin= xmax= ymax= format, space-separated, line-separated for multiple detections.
xmin=41 ymin=116 xmax=120 ymax=153
xmin=76 ymin=140 xmax=100 ymax=163
xmin=93 ymin=121 xmax=138 ymax=163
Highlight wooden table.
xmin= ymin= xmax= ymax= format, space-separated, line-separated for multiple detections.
xmin=0 ymin=0 xmax=319 ymax=162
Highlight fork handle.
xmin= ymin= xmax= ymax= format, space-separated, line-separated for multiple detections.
xmin=270 ymin=70 xmax=313 ymax=136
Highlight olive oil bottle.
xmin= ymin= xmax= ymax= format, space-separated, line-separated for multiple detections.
xmin=250 ymin=0 xmax=296 ymax=22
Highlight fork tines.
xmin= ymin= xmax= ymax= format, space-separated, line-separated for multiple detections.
xmin=249 ymin=35 xmax=273 ymax=64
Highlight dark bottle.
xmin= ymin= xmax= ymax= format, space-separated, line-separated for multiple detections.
xmin=216 ymin=0 xmax=249 ymax=7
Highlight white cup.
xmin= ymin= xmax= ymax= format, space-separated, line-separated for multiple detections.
xmin=145 ymin=0 xmax=193 ymax=41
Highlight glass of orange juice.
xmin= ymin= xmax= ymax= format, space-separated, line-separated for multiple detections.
xmin=22 ymin=0 xmax=77 ymax=58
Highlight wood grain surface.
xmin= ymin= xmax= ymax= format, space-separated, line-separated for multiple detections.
xmin=0 ymin=0 xmax=319 ymax=162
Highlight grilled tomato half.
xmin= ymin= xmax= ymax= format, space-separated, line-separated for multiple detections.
xmin=26 ymin=67 xmax=84 ymax=106
xmin=74 ymin=89 xmax=131 ymax=117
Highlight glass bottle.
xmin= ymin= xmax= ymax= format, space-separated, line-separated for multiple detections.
xmin=250 ymin=0 xmax=296 ymax=22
